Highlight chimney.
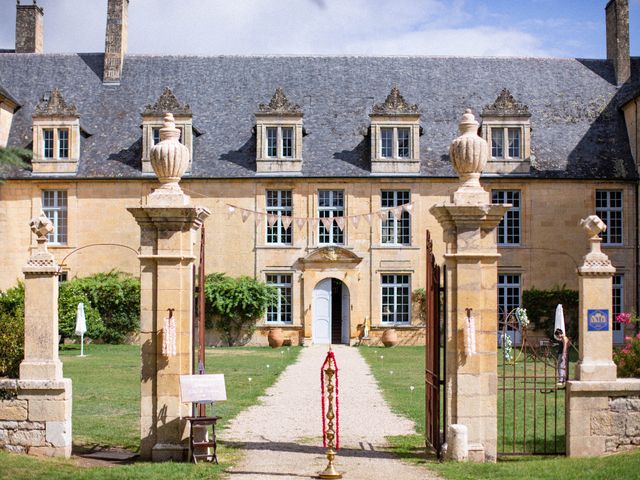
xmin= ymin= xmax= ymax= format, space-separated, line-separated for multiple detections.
xmin=103 ymin=0 xmax=129 ymax=84
xmin=15 ymin=1 xmax=44 ymax=54
xmin=606 ymin=0 xmax=631 ymax=85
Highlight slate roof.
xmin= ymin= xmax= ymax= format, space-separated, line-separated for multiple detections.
xmin=0 ymin=53 xmax=639 ymax=180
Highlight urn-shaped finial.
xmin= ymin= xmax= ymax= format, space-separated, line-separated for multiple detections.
xmin=449 ymin=109 xmax=490 ymax=205
xmin=150 ymin=113 xmax=190 ymax=189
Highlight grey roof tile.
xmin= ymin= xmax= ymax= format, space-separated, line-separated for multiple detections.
xmin=0 ymin=53 xmax=638 ymax=180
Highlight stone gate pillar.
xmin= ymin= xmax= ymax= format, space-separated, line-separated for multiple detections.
xmin=431 ymin=109 xmax=509 ymax=462
xmin=128 ymin=113 xmax=210 ymax=461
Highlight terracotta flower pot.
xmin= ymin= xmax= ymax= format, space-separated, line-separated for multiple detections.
xmin=381 ymin=328 xmax=398 ymax=348
xmin=267 ymin=327 xmax=284 ymax=348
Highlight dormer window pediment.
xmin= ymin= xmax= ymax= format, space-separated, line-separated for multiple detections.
xmin=481 ymin=88 xmax=532 ymax=175
xmin=141 ymin=87 xmax=193 ymax=174
xmin=369 ymin=87 xmax=421 ymax=174
xmin=31 ymin=88 xmax=80 ymax=174
xmin=255 ymin=88 xmax=303 ymax=173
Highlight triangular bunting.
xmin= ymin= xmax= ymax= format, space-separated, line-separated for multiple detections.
xmin=378 ymin=210 xmax=389 ymax=220
xmin=296 ymin=218 xmax=306 ymax=230
xmin=393 ymin=206 xmax=403 ymax=220
xmin=351 ymin=216 xmax=360 ymax=228
xmin=321 ymin=217 xmax=334 ymax=231
xmin=281 ymin=216 xmax=293 ymax=229
xmin=335 ymin=217 xmax=346 ymax=231
xmin=403 ymin=203 xmax=413 ymax=213
xmin=241 ymin=210 xmax=252 ymax=223
xmin=364 ymin=214 xmax=372 ymax=225
xmin=255 ymin=214 xmax=264 ymax=225
xmin=310 ymin=218 xmax=318 ymax=229
xmin=267 ymin=214 xmax=278 ymax=227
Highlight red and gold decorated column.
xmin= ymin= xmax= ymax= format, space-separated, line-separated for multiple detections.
xmin=319 ymin=349 xmax=342 ymax=479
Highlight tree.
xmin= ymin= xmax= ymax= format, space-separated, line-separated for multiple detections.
xmin=0 ymin=146 xmax=31 ymax=182
xmin=203 ymin=273 xmax=277 ymax=346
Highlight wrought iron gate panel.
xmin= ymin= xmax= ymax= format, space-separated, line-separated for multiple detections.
xmin=498 ymin=311 xmax=566 ymax=456
xmin=425 ymin=230 xmax=445 ymax=458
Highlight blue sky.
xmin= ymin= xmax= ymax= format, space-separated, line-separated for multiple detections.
xmin=0 ymin=0 xmax=637 ymax=57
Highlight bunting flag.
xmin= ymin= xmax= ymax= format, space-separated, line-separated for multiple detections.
xmin=223 ymin=202 xmax=414 ymax=231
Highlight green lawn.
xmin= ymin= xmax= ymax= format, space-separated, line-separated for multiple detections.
xmin=0 ymin=344 xmax=301 ymax=479
xmin=359 ymin=345 xmax=640 ymax=480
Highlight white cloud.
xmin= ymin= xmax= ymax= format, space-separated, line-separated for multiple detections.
xmin=0 ymin=0 xmax=553 ymax=56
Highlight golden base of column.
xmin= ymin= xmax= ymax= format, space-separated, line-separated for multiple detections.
xmin=318 ymin=448 xmax=342 ymax=479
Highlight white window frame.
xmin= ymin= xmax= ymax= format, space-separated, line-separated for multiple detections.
xmin=265 ymin=126 xmax=295 ymax=159
xmin=318 ymin=189 xmax=344 ymax=245
xmin=381 ymin=190 xmax=411 ymax=246
xmin=612 ymin=274 xmax=624 ymax=335
xmin=498 ymin=273 xmax=521 ymax=319
xmin=596 ymin=190 xmax=623 ymax=246
xmin=379 ymin=126 xmax=412 ymax=160
xmin=266 ymin=273 xmax=293 ymax=324
xmin=151 ymin=126 xmax=184 ymax=146
xmin=492 ymin=190 xmax=521 ymax=246
xmin=490 ymin=126 xmax=522 ymax=160
xmin=42 ymin=128 xmax=70 ymax=160
xmin=42 ymin=190 xmax=68 ymax=245
xmin=266 ymin=190 xmax=293 ymax=245
xmin=381 ymin=274 xmax=411 ymax=324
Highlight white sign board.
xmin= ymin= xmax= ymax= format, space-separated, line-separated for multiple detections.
xmin=180 ymin=374 xmax=227 ymax=404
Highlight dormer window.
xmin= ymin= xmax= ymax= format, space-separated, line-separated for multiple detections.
xmin=255 ymin=88 xmax=303 ymax=173
xmin=369 ymin=87 xmax=421 ymax=174
xmin=142 ymin=87 xmax=192 ymax=174
xmin=32 ymin=88 xmax=80 ymax=174
xmin=481 ymin=89 xmax=531 ymax=174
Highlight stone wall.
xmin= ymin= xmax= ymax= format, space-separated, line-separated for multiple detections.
xmin=0 ymin=379 xmax=72 ymax=457
xmin=566 ymin=379 xmax=640 ymax=457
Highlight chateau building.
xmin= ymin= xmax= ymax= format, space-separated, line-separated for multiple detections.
xmin=1 ymin=1 xmax=639 ymax=346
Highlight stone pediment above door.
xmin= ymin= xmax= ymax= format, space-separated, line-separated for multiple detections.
xmin=300 ymin=246 xmax=362 ymax=269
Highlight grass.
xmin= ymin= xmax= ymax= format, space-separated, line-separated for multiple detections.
xmin=359 ymin=345 xmax=640 ymax=480
xmin=0 ymin=343 xmax=301 ymax=479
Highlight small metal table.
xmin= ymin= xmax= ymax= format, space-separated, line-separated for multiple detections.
xmin=185 ymin=415 xmax=221 ymax=464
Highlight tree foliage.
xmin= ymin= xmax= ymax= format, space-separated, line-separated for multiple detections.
xmin=203 ymin=273 xmax=277 ymax=346
xmin=0 ymin=146 xmax=31 ymax=181
xmin=522 ymin=285 xmax=579 ymax=341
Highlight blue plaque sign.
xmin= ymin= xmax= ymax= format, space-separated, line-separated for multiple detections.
xmin=587 ymin=309 xmax=609 ymax=331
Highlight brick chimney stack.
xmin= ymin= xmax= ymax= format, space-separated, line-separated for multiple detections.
xmin=15 ymin=1 xmax=44 ymax=54
xmin=606 ymin=0 xmax=631 ymax=85
xmin=103 ymin=0 xmax=129 ymax=84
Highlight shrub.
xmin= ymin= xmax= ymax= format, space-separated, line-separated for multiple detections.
xmin=614 ymin=334 xmax=640 ymax=378
xmin=58 ymin=281 xmax=104 ymax=340
xmin=522 ymin=285 xmax=579 ymax=341
xmin=0 ymin=312 xmax=23 ymax=377
xmin=73 ymin=271 xmax=140 ymax=343
xmin=203 ymin=273 xmax=277 ymax=346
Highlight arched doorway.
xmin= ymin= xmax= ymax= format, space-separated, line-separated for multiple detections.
xmin=312 ymin=278 xmax=350 ymax=345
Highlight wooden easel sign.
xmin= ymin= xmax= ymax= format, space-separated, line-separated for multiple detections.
xmin=180 ymin=374 xmax=227 ymax=404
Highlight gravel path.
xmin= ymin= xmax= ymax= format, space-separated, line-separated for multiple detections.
xmin=222 ymin=345 xmax=439 ymax=479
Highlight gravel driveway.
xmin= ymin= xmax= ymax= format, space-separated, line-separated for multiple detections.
xmin=222 ymin=345 xmax=440 ymax=479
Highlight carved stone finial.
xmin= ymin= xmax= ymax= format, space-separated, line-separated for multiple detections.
xmin=578 ymin=215 xmax=615 ymax=276
xmin=148 ymin=112 xmax=190 ymax=205
xmin=258 ymin=87 xmax=302 ymax=115
xmin=24 ymin=212 xmax=58 ymax=273
xmin=33 ymin=88 xmax=79 ymax=117
xmin=142 ymin=87 xmax=192 ymax=116
xmin=449 ymin=109 xmax=489 ymax=205
xmin=482 ymin=88 xmax=530 ymax=117
xmin=371 ymin=86 xmax=419 ymax=115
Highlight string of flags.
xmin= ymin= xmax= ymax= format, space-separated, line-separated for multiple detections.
xmin=224 ymin=202 xmax=414 ymax=232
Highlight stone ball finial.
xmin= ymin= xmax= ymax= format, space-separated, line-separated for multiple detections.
xmin=29 ymin=211 xmax=54 ymax=241
xmin=150 ymin=112 xmax=190 ymax=188
xmin=580 ymin=215 xmax=607 ymax=239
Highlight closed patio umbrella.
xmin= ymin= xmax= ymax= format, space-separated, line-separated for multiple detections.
xmin=554 ymin=304 xmax=565 ymax=341
xmin=75 ymin=302 xmax=87 ymax=357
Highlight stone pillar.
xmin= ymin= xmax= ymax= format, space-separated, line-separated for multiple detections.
xmin=431 ymin=109 xmax=509 ymax=462
xmin=103 ymin=0 xmax=129 ymax=84
xmin=128 ymin=113 xmax=210 ymax=461
xmin=575 ymin=215 xmax=617 ymax=381
xmin=15 ymin=1 xmax=44 ymax=54
xmin=20 ymin=213 xmax=62 ymax=381
xmin=5 ymin=213 xmax=73 ymax=458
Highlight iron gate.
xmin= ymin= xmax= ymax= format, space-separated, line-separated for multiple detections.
xmin=498 ymin=311 xmax=566 ymax=456
xmin=425 ymin=230 xmax=446 ymax=458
